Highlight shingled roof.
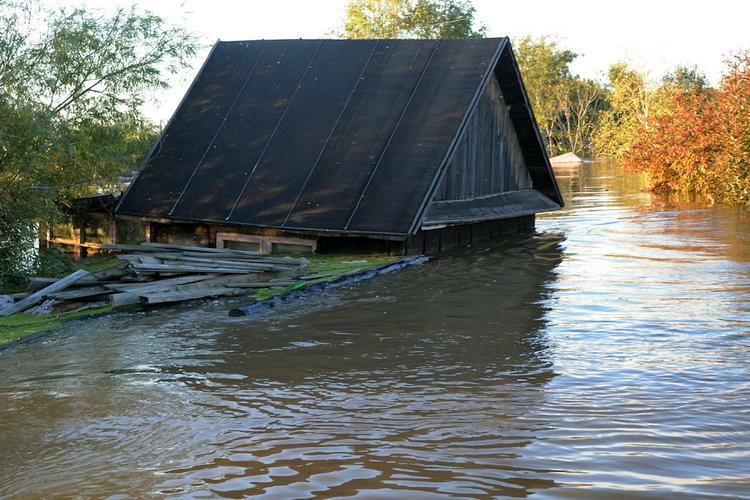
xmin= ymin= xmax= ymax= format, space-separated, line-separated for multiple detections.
xmin=117 ymin=38 xmax=562 ymax=238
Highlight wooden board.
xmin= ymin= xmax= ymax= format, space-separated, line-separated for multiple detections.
xmin=104 ymin=274 xmax=218 ymax=292
xmin=130 ymin=263 xmax=266 ymax=274
xmin=109 ymin=292 xmax=141 ymax=307
xmin=48 ymin=286 xmax=113 ymax=301
xmin=141 ymin=287 xmax=245 ymax=304
xmin=0 ymin=269 xmax=91 ymax=316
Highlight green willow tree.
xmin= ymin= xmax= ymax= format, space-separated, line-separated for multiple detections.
xmin=0 ymin=2 xmax=197 ymax=285
xmin=514 ymin=36 xmax=604 ymax=156
xmin=591 ymin=63 xmax=652 ymax=159
xmin=339 ymin=0 xmax=486 ymax=39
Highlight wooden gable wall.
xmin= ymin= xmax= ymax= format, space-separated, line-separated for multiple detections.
xmin=433 ymin=75 xmax=531 ymax=201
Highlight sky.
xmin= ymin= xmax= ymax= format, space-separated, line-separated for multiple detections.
xmin=59 ymin=0 xmax=750 ymax=123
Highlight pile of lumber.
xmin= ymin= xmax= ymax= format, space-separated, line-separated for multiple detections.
xmin=0 ymin=242 xmax=309 ymax=317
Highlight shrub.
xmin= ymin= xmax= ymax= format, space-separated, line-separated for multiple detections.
xmin=624 ymin=52 xmax=750 ymax=205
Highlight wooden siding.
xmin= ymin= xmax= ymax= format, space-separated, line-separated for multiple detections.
xmin=405 ymin=215 xmax=535 ymax=255
xmin=423 ymin=189 xmax=560 ymax=227
xmin=434 ymin=75 xmax=531 ymax=201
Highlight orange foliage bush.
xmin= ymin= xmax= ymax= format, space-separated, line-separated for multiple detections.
xmin=624 ymin=51 xmax=750 ymax=205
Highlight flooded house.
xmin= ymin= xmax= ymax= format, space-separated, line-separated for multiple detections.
xmin=62 ymin=38 xmax=563 ymax=256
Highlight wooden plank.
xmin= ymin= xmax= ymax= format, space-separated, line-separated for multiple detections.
xmin=91 ymin=261 xmax=130 ymax=280
xmin=197 ymin=273 xmax=268 ymax=287
xmin=27 ymin=276 xmax=101 ymax=290
xmin=140 ymin=242 xmax=264 ymax=256
xmin=152 ymin=253 xmax=276 ymax=270
xmin=104 ymin=274 xmax=218 ymax=292
xmin=141 ymin=287 xmax=245 ymax=305
xmin=139 ymin=255 xmax=163 ymax=264
xmin=109 ymin=292 xmax=141 ymax=307
xmin=224 ymin=282 xmax=294 ymax=288
xmin=130 ymin=263 xmax=258 ymax=274
xmin=48 ymin=286 xmax=113 ymax=301
xmin=120 ymin=275 xmax=156 ymax=283
xmin=102 ymin=242 xmax=308 ymax=266
xmin=107 ymin=273 xmax=261 ymax=296
xmin=101 ymin=243 xmax=165 ymax=252
xmin=27 ymin=298 xmax=55 ymax=315
xmin=0 ymin=295 xmax=12 ymax=309
xmin=0 ymin=269 xmax=91 ymax=316
xmin=179 ymin=251 xmax=308 ymax=266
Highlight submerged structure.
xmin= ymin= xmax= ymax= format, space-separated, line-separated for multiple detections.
xmin=114 ymin=37 xmax=562 ymax=254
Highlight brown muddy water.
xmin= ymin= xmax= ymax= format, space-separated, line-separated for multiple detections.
xmin=1 ymin=162 xmax=749 ymax=498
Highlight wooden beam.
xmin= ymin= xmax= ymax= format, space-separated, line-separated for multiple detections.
xmin=26 ymin=276 xmax=104 ymax=291
xmin=0 ymin=269 xmax=91 ymax=316
xmin=141 ymin=241 xmax=264 ymax=256
xmin=109 ymin=292 xmax=141 ymax=307
xmin=108 ymin=216 xmax=117 ymax=245
xmin=48 ymin=286 xmax=113 ymax=301
xmin=130 ymin=263 xmax=265 ymax=274
xmin=74 ymin=227 xmax=83 ymax=259
xmin=104 ymin=274 xmax=217 ymax=292
xmin=141 ymin=287 xmax=245 ymax=305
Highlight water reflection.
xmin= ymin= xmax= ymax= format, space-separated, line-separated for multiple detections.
xmin=1 ymin=162 xmax=750 ymax=497
xmin=0 ymin=234 xmax=564 ymax=497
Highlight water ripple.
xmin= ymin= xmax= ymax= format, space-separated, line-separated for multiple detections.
xmin=1 ymin=162 xmax=749 ymax=497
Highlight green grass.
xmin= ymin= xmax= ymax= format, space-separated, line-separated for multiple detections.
xmin=76 ymin=254 xmax=121 ymax=273
xmin=0 ymin=305 xmax=112 ymax=346
xmin=0 ymin=254 xmax=122 ymax=345
xmin=1 ymin=254 xmax=399 ymax=346
xmin=250 ymin=254 xmax=398 ymax=301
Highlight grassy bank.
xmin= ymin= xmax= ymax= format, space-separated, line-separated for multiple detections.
xmin=0 ymin=305 xmax=112 ymax=346
xmin=252 ymin=255 xmax=398 ymax=301
xmin=0 ymin=253 xmax=399 ymax=348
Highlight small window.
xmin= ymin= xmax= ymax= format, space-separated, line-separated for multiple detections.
xmin=223 ymin=239 xmax=261 ymax=252
xmin=83 ymin=218 xmax=110 ymax=243
xmin=216 ymin=232 xmax=316 ymax=254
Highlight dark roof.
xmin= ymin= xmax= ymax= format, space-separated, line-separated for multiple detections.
xmin=117 ymin=38 xmax=561 ymax=237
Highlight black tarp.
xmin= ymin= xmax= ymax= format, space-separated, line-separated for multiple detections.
xmin=117 ymin=38 xmax=561 ymax=237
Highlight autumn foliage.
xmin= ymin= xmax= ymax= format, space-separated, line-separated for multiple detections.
xmin=624 ymin=52 xmax=750 ymax=205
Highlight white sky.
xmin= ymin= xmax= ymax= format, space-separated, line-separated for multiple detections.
xmin=58 ymin=0 xmax=750 ymax=123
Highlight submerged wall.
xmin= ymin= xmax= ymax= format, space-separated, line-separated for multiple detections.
xmin=404 ymin=215 xmax=535 ymax=255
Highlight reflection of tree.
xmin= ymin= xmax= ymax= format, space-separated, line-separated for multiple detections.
xmin=544 ymin=161 xmax=750 ymax=264
xmin=544 ymin=160 xmax=648 ymax=220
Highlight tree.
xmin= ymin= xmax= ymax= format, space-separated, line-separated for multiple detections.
xmin=592 ymin=63 xmax=652 ymax=159
xmin=661 ymin=65 xmax=708 ymax=94
xmin=553 ymin=78 xmax=606 ymax=155
xmin=0 ymin=1 xmax=197 ymax=286
xmin=514 ymin=36 xmax=576 ymax=150
xmin=339 ymin=0 xmax=486 ymax=39
xmin=623 ymin=52 xmax=750 ymax=205
xmin=514 ymin=36 xmax=604 ymax=156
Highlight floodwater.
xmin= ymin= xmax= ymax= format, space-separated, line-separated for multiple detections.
xmin=1 ymin=162 xmax=749 ymax=498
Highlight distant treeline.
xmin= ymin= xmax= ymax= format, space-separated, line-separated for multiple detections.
xmin=514 ymin=36 xmax=749 ymax=205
